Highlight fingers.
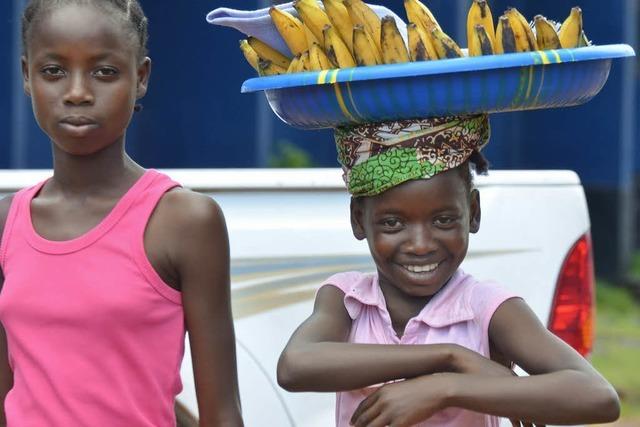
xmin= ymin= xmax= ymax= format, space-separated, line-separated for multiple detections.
xmin=350 ymin=392 xmax=379 ymax=425
xmin=351 ymin=405 xmax=382 ymax=427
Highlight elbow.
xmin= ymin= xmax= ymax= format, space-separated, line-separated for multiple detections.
xmin=593 ymin=384 xmax=621 ymax=423
xmin=277 ymin=349 xmax=308 ymax=392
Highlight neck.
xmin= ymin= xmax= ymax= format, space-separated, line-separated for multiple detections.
xmin=50 ymin=138 xmax=144 ymax=196
xmin=377 ymin=277 xmax=432 ymax=336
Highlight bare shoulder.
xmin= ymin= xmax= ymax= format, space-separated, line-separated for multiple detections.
xmin=0 ymin=195 xmax=16 ymax=241
xmin=148 ymin=188 xmax=228 ymax=275
xmin=155 ymin=188 xmax=225 ymax=227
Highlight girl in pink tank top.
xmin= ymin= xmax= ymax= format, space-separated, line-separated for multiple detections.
xmin=0 ymin=1 xmax=243 ymax=426
xmin=278 ymin=118 xmax=619 ymax=426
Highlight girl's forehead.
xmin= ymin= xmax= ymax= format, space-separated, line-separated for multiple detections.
xmin=364 ymin=172 xmax=470 ymax=212
xmin=27 ymin=4 xmax=136 ymax=57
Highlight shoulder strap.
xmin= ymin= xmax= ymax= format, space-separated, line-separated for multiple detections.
xmin=126 ymin=171 xmax=182 ymax=304
xmin=0 ymin=183 xmax=46 ymax=271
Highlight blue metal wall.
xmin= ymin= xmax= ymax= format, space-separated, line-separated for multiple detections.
xmin=0 ymin=0 xmax=637 ymax=179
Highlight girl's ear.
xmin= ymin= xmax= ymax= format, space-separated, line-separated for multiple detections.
xmin=136 ymin=57 xmax=152 ymax=99
xmin=469 ymin=189 xmax=481 ymax=233
xmin=350 ymin=197 xmax=366 ymax=241
xmin=21 ymin=56 xmax=31 ymax=97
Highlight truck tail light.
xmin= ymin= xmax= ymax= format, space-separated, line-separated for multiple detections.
xmin=548 ymin=233 xmax=595 ymax=357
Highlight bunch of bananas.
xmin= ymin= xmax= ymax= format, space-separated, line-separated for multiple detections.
xmin=238 ymin=0 xmax=591 ymax=76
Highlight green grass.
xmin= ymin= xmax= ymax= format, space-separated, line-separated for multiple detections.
xmin=591 ymin=280 xmax=640 ymax=419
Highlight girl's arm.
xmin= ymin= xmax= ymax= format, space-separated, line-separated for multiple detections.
xmin=457 ymin=298 xmax=619 ymax=424
xmin=278 ymin=285 xmax=512 ymax=392
xmin=162 ymin=192 xmax=243 ymax=427
xmin=0 ymin=196 xmax=15 ymax=426
xmin=350 ymin=298 xmax=620 ymax=426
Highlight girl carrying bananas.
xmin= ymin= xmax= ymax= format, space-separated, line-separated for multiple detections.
xmin=0 ymin=1 xmax=243 ymax=425
xmin=278 ymin=115 xmax=620 ymax=426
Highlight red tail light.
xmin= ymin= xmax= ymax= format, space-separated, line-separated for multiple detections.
xmin=548 ymin=233 xmax=595 ymax=357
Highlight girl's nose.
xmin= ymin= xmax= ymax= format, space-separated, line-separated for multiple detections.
xmin=406 ymin=225 xmax=437 ymax=255
xmin=63 ymin=74 xmax=94 ymax=106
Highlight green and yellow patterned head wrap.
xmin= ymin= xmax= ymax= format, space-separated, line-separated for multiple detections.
xmin=334 ymin=114 xmax=490 ymax=197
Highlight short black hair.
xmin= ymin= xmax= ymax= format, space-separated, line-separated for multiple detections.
xmin=21 ymin=0 xmax=149 ymax=59
xmin=458 ymin=150 xmax=489 ymax=192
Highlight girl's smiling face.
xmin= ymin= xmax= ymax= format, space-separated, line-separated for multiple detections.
xmin=21 ymin=3 xmax=150 ymax=156
xmin=351 ymin=167 xmax=481 ymax=300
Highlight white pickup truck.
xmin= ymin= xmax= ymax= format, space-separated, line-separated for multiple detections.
xmin=0 ymin=168 xmax=594 ymax=427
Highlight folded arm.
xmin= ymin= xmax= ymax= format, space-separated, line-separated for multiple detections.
xmin=277 ymin=285 xmax=510 ymax=392
xmin=350 ymin=298 xmax=620 ymax=426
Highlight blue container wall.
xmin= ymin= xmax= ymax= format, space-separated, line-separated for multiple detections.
xmin=0 ymin=0 xmax=637 ymax=185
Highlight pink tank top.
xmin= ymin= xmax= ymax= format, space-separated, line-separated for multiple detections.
xmin=0 ymin=169 xmax=185 ymax=427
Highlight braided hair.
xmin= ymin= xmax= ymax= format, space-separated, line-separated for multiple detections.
xmin=21 ymin=0 xmax=149 ymax=59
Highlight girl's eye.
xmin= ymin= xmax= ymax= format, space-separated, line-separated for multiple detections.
xmin=41 ymin=66 xmax=65 ymax=77
xmin=94 ymin=67 xmax=119 ymax=78
xmin=381 ymin=218 xmax=403 ymax=229
xmin=434 ymin=216 xmax=458 ymax=227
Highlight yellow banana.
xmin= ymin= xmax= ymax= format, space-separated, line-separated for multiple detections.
xmin=353 ymin=24 xmax=383 ymax=66
xmin=534 ymin=15 xmax=561 ymax=50
xmin=505 ymin=7 xmax=537 ymax=51
xmin=323 ymin=24 xmax=357 ymax=68
xmin=299 ymin=50 xmax=311 ymax=71
xmin=430 ymin=27 xmax=463 ymax=59
xmin=247 ymin=36 xmax=292 ymax=69
xmin=495 ymin=15 xmax=512 ymax=54
xmin=294 ymin=0 xmax=332 ymax=46
xmin=407 ymin=23 xmax=431 ymax=61
xmin=380 ymin=16 xmax=410 ymax=64
xmin=558 ymin=7 xmax=583 ymax=48
xmin=303 ymin=23 xmax=321 ymax=50
xmin=323 ymin=0 xmax=354 ymax=53
xmin=468 ymin=24 xmax=494 ymax=56
xmin=404 ymin=0 xmax=441 ymax=32
xmin=309 ymin=42 xmax=335 ymax=70
xmin=286 ymin=55 xmax=302 ymax=73
xmin=344 ymin=0 xmax=382 ymax=52
xmin=269 ymin=7 xmax=308 ymax=56
xmin=466 ymin=0 xmax=495 ymax=52
xmin=239 ymin=39 xmax=260 ymax=72
xmin=404 ymin=0 xmax=441 ymax=60
xmin=496 ymin=13 xmax=530 ymax=53
xmin=258 ymin=59 xmax=287 ymax=76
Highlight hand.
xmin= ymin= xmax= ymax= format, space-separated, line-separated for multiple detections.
xmin=350 ymin=375 xmax=449 ymax=427
xmin=454 ymin=345 xmax=514 ymax=377
xmin=455 ymin=351 xmax=546 ymax=427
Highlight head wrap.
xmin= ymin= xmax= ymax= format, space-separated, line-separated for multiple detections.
xmin=334 ymin=114 xmax=490 ymax=197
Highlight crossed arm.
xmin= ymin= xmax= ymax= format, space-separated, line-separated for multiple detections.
xmin=278 ymin=284 xmax=620 ymax=426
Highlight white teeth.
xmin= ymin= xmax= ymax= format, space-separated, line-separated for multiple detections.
xmin=403 ymin=263 xmax=438 ymax=273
